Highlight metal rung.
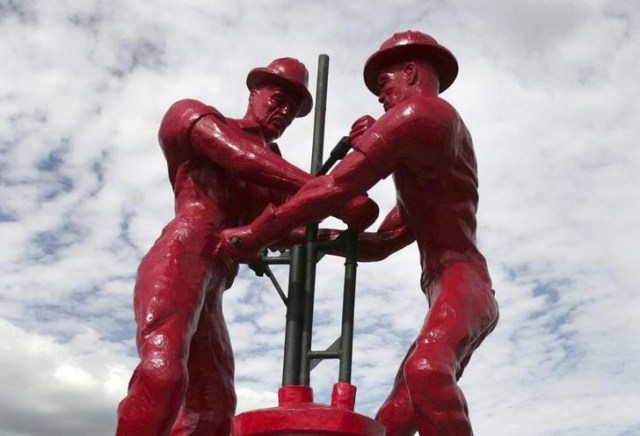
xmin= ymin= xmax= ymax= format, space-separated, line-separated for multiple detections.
xmin=308 ymin=351 xmax=341 ymax=359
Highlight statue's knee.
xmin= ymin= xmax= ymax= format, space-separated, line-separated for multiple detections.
xmin=375 ymin=402 xmax=393 ymax=424
xmin=376 ymin=400 xmax=418 ymax=436
xmin=142 ymin=355 xmax=186 ymax=387
xmin=139 ymin=335 xmax=188 ymax=396
xmin=403 ymin=354 xmax=454 ymax=392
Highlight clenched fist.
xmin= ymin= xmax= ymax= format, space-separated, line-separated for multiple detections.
xmin=338 ymin=194 xmax=379 ymax=233
xmin=349 ymin=115 xmax=376 ymax=145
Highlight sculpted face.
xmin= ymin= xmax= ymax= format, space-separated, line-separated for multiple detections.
xmin=248 ymin=85 xmax=300 ymax=140
xmin=377 ymin=63 xmax=412 ymax=112
xmin=377 ymin=61 xmax=438 ymax=111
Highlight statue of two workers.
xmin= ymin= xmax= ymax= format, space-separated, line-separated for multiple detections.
xmin=117 ymin=30 xmax=499 ymax=436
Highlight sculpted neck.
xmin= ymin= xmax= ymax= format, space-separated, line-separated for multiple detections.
xmin=240 ymin=110 xmax=275 ymax=142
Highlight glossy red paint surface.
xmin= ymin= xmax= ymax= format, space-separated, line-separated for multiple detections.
xmin=115 ymin=58 xmax=377 ymax=436
xmin=221 ymin=32 xmax=499 ymax=436
xmin=233 ymin=384 xmax=385 ymax=436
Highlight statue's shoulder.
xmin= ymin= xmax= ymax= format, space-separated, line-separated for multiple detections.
xmin=402 ymin=96 xmax=457 ymax=124
xmin=162 ymin=99 xmax=226 ymax=126
xmin=159 ymin=99 xmax=226 ymax=145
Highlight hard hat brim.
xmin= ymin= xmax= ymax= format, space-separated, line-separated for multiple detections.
xmin=246 ymin=69 xmax=313 ymax=117
xmin=363 ymin=43 xmax=459 ymax=95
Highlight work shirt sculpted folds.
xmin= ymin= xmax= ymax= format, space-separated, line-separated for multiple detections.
xmin=351 ymin=96 xmax=487 ymax=286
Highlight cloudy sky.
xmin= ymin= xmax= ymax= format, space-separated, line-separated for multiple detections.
xmin=1 ymin=0 xmax=639 ymax=435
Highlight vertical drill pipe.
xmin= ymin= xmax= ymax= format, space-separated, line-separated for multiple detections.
xmin=300 ymin=54 xmax=330 ymax=385
xmin=282 ymin=245 xmax=307 ymax=386
xmin=339 ymin=230 xmax=358 ymax=383
xmin=310 ymin=54 xmax=330 ymax=175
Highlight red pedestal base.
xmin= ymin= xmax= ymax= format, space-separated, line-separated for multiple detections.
xmin=232 ymin=383 xmax=385 ymax=436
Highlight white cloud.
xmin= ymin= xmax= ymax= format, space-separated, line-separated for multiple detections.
xmin=0 ymin=319 xmax=131 ymax=436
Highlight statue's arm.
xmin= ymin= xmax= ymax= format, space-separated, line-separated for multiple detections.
xmin=259 ymin=101 xmax=419 ymax=232
xmin=268 ymin=227 xmax=339 ymax=252
xmin=303 ymin=206 xmax=414 ymax=261
xmin=190 ymin=114 xmax=312 ymax=193
xmin=186 ymin=110 xmax=377 ymax=229
xmin=158 ymin=99 xmax=310 ymax=192
xmin=355 ymin=206 xmax=415 ymax=261
xmin=218 ymin=110 xmax=409 ymax=259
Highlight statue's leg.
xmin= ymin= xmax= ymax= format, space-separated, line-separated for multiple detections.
xmin=170 ymin=273 xmax=236 ymax=436
xmin=404 ymin=263 xmax=498 ymax=436
xmin=116 ymin=233 xmax=211 ymax=436
xmin=375 ymin=342 xmax=418 ymax=436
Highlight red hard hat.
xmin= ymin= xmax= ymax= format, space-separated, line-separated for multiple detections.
xmin=246 ymin=57 xmax=313 ymax=117
xmin=363 ymin=31 xmax=459 ymax=95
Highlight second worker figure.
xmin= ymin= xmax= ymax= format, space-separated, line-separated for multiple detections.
xmin=221 ymin=31 xmax=499 ymax=436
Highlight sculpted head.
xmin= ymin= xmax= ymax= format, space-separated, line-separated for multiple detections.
xmin=363 ymin=31 xmax=458 ymax=111
xmin=376 ymin=60 xmax=439 ymax=111
xmin=245 ymin=57 xmax=313 ymax=141
xmin=246 ymin=85 xmax=301 ymax=140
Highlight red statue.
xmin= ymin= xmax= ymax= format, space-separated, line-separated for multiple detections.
xmin=116 ymin=58 xmax=378 ymax=436
xmin=221 ymin=32 xmax=500 ymax=436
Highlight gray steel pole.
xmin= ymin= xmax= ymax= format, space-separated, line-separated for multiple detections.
xmin=300 ymin=54 xmax=329 ymax=385
xmin=281 ymin=245 xmax=307 ymax=386
xmin=339 ymin=230 xmax=358 ymax=383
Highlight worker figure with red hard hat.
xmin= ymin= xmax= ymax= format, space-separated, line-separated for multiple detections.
xmin=116 ymin=57 xmax=378 ymax=436
xmin=220 ymin=32 xmax=500 ymax=435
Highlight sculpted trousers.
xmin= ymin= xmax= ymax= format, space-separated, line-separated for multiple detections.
xmin=376 ymin=262 xmax=499 ymax=436
xmin=116 ymin=219 xmax=236 ymax=436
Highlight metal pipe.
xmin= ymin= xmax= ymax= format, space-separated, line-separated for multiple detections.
xmin=310 ymin=54 xmax=330 ymax=176
xmin=308 ymin=351 xmax=342 ymax=359
xmin=260 ymin=253 xmax=292 ymax=265
xmin=300 ymin=54 xmax=330 ymax=385
xmin=318 ymin=136 xmax=352 ymax=176
xmin=339 ymin=230 xmax=358 ymax=383
xmin=282 ymin=245 xmax=306 ymax=386
xmin=262 ymin=265 xmax=288 ymax=306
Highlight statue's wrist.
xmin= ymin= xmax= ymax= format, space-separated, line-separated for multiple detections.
xmin=252 ymin=204 xmax=286 ymax=247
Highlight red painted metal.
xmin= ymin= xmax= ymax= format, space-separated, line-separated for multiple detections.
xmin=233 ymin=384 xmax=385 ymax=436
xmin=221 ymin=31 xmax=500 ymax=436
xmin=115 ymin=57 xmax=377 ymax=436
